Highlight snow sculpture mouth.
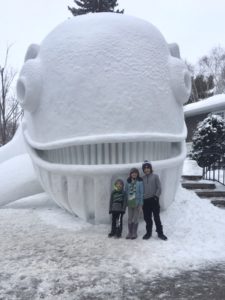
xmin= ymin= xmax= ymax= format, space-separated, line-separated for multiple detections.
xmin=23 ymin=131 xmax=186 ymax=224
xmin=23 ymin=126 xmax=184 ymax=168
xmin=35 ymin=140 xmax=181 ymax=165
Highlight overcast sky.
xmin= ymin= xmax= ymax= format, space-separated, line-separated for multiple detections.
xmin=1 ymin=0 xmax=225 ymax=72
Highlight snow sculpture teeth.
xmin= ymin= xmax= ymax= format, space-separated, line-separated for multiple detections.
xmin=17 ymin=13 xmax=191 ymax=224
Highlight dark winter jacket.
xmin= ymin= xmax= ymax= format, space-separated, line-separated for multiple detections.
xmin=109 ymin=189 xmax=127 ymax=213
xmin=125 ymin=178 xmax=143 ymax=207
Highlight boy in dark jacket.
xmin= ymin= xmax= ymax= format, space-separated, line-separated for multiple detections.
xmin=108 ymin=179 xmax=127 ymax=238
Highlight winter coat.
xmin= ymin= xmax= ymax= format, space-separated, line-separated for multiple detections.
xmin=109 ymin=189 xmax=127 ymax=213
xmin=125 ymin=178 xmax=143 ymax=208
xmin=142 ymin=173 xmax=161 ymax=199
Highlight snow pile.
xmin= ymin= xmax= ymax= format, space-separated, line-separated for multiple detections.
xmin=182 ymin=158 xmax=202 ymax=176
xmin=3 ymin=188 xmax=225 ymax=274
xmin=37 ymin=185 xmax=225 ymax=277
xmin=1 ymin=186 xmax=225 ymax=298
xmin=130 ymin=186 xmax=225 ymax=276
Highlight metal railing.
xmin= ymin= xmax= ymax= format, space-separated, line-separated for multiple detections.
xmin=203 ymin=161 xmax=225 ymax=186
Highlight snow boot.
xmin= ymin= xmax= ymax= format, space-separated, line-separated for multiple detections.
xmin=158 ymin=233 xmax=168 ymax=241
xmin=126 ymin=223 xmax=133 ymax=239
xmin=131 ymin=223 xmax=138 ymax=239
xmin=143 ymin=232 xmax=152 ymax=240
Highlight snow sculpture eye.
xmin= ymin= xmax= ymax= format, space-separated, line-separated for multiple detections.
xmin=169 ymin=56 xmax=191 ymax=105
xmin=24 ymin=44 xmax=40 ymax=62
xmin=17 ymin=59 xmax=42 ymax=113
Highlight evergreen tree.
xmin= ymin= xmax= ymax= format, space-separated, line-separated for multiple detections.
xmin=68 ymin=0 xmax=124 ymax=16
xmin=191 ymin=114 xmax=225 ymax=167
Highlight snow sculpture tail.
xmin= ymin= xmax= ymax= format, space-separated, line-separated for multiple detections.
xmin=0 ymin=126 xmax=43 ymax=206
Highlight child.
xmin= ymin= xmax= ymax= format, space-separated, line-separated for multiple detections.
xmin=125 ymin=168 xmax=143 ymax=239
xmin=108 ymin=179 xmax=127 ymax=238
xmin=142 ymin=160 xmax=167 ymax=240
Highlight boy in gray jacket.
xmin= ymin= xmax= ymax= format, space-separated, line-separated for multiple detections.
xmin=142 ymin=161 xmax=167 ymax=240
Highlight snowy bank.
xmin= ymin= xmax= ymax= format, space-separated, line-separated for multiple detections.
xmin=0 ymin=186 xmax=225 ymax=299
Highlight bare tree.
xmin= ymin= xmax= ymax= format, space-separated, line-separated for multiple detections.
xmin=198 ymin=46 xmax=225 ymax=94
xmin=185 ymin=60 xmax=199 ymax=103
xmin=0 ymin=46 xmax=22 ymax=145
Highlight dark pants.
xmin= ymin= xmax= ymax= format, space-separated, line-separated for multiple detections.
xmin=143 ymin=197 xmax=163 ymax=235
xmin=111 ymin=212 xmax=123 ymax=235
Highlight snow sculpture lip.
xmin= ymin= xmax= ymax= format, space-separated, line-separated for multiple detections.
xmin=23 ymin=123 xmax=186 ymax=172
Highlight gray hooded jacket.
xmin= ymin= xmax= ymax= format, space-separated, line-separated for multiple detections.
xmin=142 ymin=173 xmax=161 ymax=199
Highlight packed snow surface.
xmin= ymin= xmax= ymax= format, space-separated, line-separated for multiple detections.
xmin=0 ymin=185 xmax=225 ymax=299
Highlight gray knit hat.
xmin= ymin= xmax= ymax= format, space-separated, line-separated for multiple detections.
xmin=142 ymin=160 xmax=152 ymax=172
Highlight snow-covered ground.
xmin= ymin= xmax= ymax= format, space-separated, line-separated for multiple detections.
xmin=1 ymin=182 xmax=225 ymax=299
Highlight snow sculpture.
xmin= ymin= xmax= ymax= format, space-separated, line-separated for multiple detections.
xmin=0 ymin=126 xmax=43 ymax=206
xmin=17 ymin=13 xmax=191 ymax=223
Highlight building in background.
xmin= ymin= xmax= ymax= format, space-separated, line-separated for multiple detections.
xmin=184 ymin=94 xmax=225 ymax=153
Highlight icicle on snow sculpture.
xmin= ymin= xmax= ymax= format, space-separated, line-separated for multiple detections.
xmin=16 ymin=13 xmax=191 ymax=223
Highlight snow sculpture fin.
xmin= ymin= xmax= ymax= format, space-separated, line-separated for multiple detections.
xmin=168 ymin=43 xmax=180 ymax=59
xmin=24 ymin=44 xmax=40 ymax=62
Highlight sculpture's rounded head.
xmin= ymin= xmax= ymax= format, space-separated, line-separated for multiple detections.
xmin=17 ymin=13 xmax=191 ymax=222
xmin=17 ymin=13 xmax=190 ymax=150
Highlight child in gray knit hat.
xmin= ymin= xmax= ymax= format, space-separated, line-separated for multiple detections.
xmin=142 ymin=160 xmax=167 ymax=240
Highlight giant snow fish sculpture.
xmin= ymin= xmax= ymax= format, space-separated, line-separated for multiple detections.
xmin=16 ymin=13 xmax=191 ymax=223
